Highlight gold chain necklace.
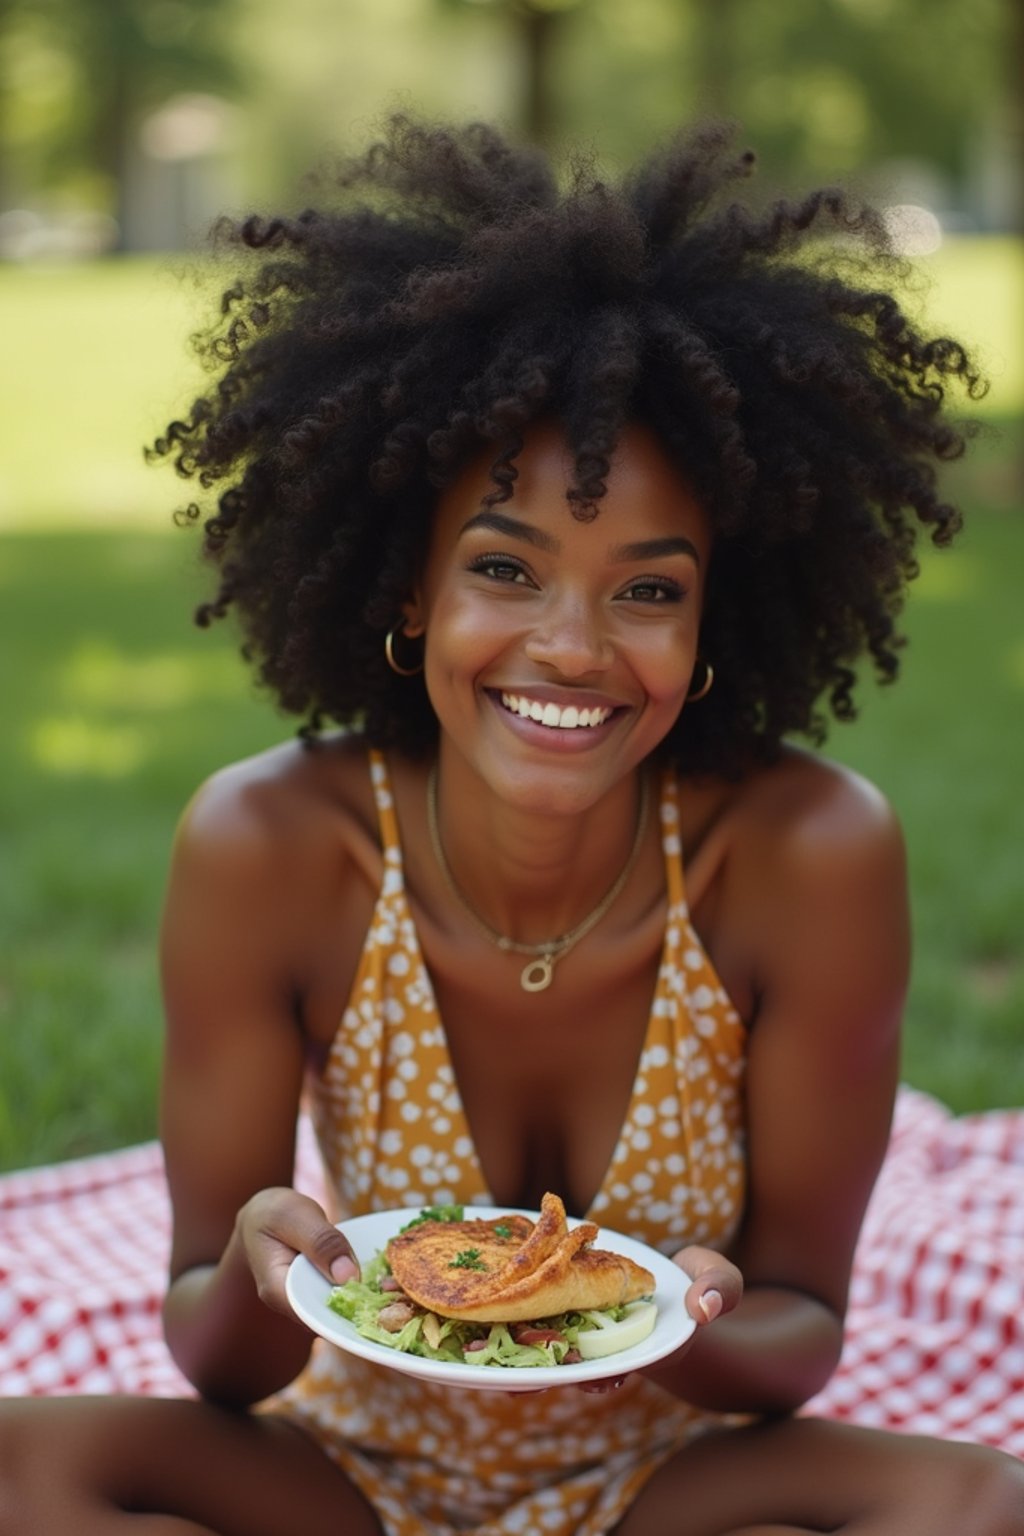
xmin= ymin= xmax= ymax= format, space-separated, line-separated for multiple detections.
xmin=426 ymin=766 xmax=650 ymax=993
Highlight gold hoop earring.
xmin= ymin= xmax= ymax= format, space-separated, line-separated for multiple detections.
xmin=384 ymin=620 xmax=424 ymax=677
xmin=687 ymin=659 xmax=714 ymax=702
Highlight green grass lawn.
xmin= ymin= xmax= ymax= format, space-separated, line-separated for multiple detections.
xmin=830 ymin=499 xmax=1024 ymax=1109
xmin=0 ymin=260 xmax=209 ymax=530
xmin=0 ymin=530 xmax=280 ymax=1167
xmin=0 ymin=244 xmax=1021 ymax=1172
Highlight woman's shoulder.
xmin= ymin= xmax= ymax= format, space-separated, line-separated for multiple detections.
xmin=160 ymin=736 xmax=403 ymax=1057
xmin=172 ymin=732 xmax=383 ymax=886
xmin=726 ymin=747 xmax=907 ymax=970
xmin=681 ymin=746 xmax=905 ymax=948
xmin=685 ymin=744 xmax=902 ymax=863
xmin=729 ymin=750 xmax=906 ymax=928
xmin=738 ymin=746 xmax=901 ymax=852
xmin=683 ymin=748 xmax=909 ymax=1033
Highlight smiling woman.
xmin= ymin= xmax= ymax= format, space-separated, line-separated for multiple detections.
xmin=401 ymin=423 xmax=710 ymax=824
xmin=2 ymin=115 xmax=1022 ymax=1536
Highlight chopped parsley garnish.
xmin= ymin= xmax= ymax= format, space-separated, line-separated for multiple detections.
xmin=493 ymin=1223 xmax=512 ymax=1238
xmin=449 ymin=1248 xmax=488 ymax=1270
xmin=399 ymin=1204 xmax=465 ymax=1232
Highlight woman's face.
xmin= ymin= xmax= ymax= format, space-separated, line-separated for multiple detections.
xmin=404 ymin=421 xmax=712 ymax=813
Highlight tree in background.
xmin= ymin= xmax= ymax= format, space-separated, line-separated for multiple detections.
xmin=441 ymin=0 xmax=1017 ymax=226
xmin=0 ymin=0 xmax=1019 ymax=244
xmin=1008 ymin=0 xmax=1023 ymax=230
xmin=437 ymin=0 xmax=584 ymax=144
xmin=558 ymin=0 xmax=1014 ymax=222
xmin=1 ymin=0 xmax=239 ymax=249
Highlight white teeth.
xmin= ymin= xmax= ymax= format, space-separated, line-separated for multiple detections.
xmin=500 ymin=693 xmax=612 ymax=730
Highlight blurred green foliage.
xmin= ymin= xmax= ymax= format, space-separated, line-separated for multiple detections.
xmin=1 ymin=0 xmax=1019 ymax=245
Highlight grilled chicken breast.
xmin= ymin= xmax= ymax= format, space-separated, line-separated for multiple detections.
xmin=386 ymin=1192 xmax=655 ymax=1323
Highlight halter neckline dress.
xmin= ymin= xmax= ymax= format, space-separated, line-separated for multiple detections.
xmin=273 ymin=750 xmax=748 ymax=1536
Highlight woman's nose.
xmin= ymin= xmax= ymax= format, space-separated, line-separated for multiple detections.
xmin=523 ymin=593 xmax=613 ymax=677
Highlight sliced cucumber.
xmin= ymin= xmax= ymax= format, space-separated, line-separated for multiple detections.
xmin=575 ymin=1301 xmax=657 ymax=1360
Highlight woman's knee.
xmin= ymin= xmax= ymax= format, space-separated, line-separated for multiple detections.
xmin=913 ymin=1440 xmax=1024 ymax=1536
xmin=0 ymin=1400 xmax=51 ymax=1535
xmin=964 ymin=1445 xmax=1024 ymax=1536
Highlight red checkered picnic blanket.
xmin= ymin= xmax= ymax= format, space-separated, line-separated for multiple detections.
xmin=2 ymin=1089 xmax=1022 ymax=1453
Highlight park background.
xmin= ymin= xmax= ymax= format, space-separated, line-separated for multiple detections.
xmin=0 ymin=0 xmax=1021 ymax=1171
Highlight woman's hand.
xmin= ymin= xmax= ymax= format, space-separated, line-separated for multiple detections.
xmin=579 ymin=1246 xmax=742 ymax=1394
xmin=674 ymin=1244 xmax=743 ymax=1328
xmin=235 ymin=1188 xmax=360 ymax=1318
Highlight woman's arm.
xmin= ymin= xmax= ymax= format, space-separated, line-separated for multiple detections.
xmin=649 ymin=762 xmax=909 ymax=1413
xmin=158 ymin=763 xmax=357 ymax=1408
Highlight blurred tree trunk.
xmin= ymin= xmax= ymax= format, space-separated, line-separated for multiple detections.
xmin=442 ymin=0 xmax=578 ymax=145
xmin=0 ymin=0 xmax=27 ymax=214
xmin=521 ymin=4 xmax=559 ymax=144
xmin=1010 ymin=0 xmax=1024 ymax=230
xmin=0 ymin=5 xmax=10 ymax=213
xmin=89 ymin=8 xmax=134 ymax=251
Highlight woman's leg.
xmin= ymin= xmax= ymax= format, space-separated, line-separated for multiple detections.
xmin=617 ymin=1416 xmax=1024 ymax=1536
xmin=0 ymin=1396 xmax=382 ymax=1536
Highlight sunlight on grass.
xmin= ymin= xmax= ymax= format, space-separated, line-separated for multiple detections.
xmin=28 ymin=714 xmax=148 ymax=778
xmin=919 ymin=238 xmax=1024 ymax=417
xmin=25 ymin=640 xmax=255 ymax=777
xmin=0 ymin=258 xmax=212 ymax=531
xmin=60 ymin=638 xmax=243 ymax=710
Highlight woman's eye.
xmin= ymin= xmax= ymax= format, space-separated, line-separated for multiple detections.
xmin=470 ymin=556 xmax=531 ymax=585
xmin=619 ymin=578 xmax=684 ymax=604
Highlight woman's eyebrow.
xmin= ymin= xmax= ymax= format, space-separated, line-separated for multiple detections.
xmin=459 ymin=512 xmax=701 ymax=567
xmin=459 ymin=509 xmax=559 ymax=552
xmin=611 ymin=536 xmax=702 ymax=565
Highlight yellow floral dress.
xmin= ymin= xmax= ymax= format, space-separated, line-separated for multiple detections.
xmin=274 ymin=750 xmax=747 ymax=1536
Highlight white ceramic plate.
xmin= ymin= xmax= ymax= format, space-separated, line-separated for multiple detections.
xmin=285 ymin=1205 xmax=695 ymax=1392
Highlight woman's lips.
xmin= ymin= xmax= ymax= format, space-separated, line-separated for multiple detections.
xmin=486 ymin=689 xmax=624 ymax=749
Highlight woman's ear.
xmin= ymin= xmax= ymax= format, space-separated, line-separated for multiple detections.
xmin=401 ymin=594 xmax=426 ymax=639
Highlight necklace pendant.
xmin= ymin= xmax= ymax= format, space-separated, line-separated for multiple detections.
xmin=520 ymin=954 xmax=555 ymax=992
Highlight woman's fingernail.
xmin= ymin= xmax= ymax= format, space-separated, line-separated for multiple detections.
xmin=330 ymin=1255 xmax=357 ymax=1283
xmin=699 ymin=1288 xmax=722 ymax=1322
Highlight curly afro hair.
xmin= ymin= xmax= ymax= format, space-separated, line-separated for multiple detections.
xmin=151 ymin=115 xmax=984 ymax=778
